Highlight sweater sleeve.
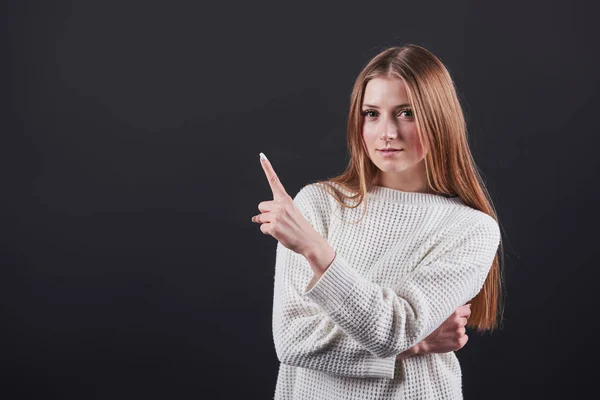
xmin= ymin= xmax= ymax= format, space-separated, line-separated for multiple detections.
xmin=271 ymin=186 xmax=398 ymax=379
xmin=302 ymin=215 xmax=501 ymax=359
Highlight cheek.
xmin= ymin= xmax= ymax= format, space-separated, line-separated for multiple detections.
xmin=404 ymin=126 xmax=420 ymax=146
xmin=361 ymin=129 xmax=374 ymax=155
xmin=407 ymin=129 xmax=425 ymax=156
xmin=362 ymin=125 xmax=378 ymax=142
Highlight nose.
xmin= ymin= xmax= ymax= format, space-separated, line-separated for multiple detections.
xmin=380 ymin=119 xmax=399 ymax=141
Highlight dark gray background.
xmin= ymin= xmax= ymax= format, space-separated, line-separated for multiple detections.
xmin=3 ymin=0 xmax=599 ymax=399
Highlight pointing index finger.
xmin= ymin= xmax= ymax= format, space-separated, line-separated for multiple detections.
xmin=260 ymin=152 xmax=288 ymax=199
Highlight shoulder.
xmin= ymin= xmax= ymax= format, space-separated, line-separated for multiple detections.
xmin=456 ymin=208 xmax=501 ymax=250
xmin=292 ymin=182 xmax=337 ymax=237
xmin=469 ymin=209 xmax=500 ymax=237
xmin=292 ymin=183 xmax=322 ymax=208
xmin=293 ymin=182 xmax=333 ymax=216
xmin=433 ymin=202 xmax=501 ymax=248
xmin=293 ymin=181 xmax=339 ymax=207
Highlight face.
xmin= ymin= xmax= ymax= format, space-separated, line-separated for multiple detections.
xmin=361 ymin=76 xmax=428 ymax=188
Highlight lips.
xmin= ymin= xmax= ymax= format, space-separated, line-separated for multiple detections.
xmin=377 ymin=149 xmax=402 ymax=157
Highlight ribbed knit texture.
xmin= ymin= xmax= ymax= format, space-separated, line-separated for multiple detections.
xmin=271 ymin=181 xmax=501 ymax=400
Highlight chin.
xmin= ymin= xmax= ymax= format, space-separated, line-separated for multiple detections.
xmin=374 ymin=163 xmax=407 ymax=172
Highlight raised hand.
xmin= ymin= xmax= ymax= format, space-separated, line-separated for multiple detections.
xmin=252 ymin=152 xmax=323 ymax=257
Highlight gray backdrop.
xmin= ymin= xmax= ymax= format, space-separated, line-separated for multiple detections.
xmin=2 ymin=0 xmax=599 ymax=398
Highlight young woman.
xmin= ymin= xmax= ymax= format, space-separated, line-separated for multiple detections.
xmin=253 ymin=44 xmax=504 ymax=400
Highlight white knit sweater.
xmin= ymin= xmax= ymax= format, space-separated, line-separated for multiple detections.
xmin=271 ymin=181 xmax=501 ymax=400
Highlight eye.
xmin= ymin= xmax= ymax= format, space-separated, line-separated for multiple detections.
xmin=399 ymin=109 xmax=413 ymax=118
xmin=361 ymin=109 xmax=414 ymax=119
xmin=361 ymin=109 xmax=378 ymax=118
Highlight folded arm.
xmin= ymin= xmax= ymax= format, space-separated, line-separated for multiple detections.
xmin=302 ymin=216 xmax=501 ymax=359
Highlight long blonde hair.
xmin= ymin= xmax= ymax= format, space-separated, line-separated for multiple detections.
xmin=311 ymin=44 xmax=505 ymax=332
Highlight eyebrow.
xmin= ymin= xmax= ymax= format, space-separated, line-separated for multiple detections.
xmin=362 ymin=103 xmax=411 ymax=109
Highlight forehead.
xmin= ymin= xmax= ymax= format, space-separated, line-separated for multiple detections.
xmin=363 ymin=77 xmax=408 ymax=103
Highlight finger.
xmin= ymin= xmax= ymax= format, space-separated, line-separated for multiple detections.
xmin=458 ymin=312 xmax=470 ymax=324
xmin=259 ymin=222 xmax=272 ymax=236
xmin=258 ymin=200 xmax=276 ymax=213
xmin=457 ymin=304 xmax=472 ymax=318
xmin=259 ymin=152 xmax=288 ymax=199
xmin=459 ymin=334 xmax=469 ymax=348
xmin=251 ymin=213 xmax=272 ymax=224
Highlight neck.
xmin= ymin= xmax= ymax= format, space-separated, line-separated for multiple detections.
xmin=372 ymin=164 xmax=432 ymax=194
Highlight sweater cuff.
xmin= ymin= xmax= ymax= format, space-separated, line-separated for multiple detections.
xmin=302 ymin=252 xmax=360 ymax=314
xmin=362 ymin=356 xmax=397 ymax=379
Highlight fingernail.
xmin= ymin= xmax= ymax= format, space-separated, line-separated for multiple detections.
xmin=259 ymin=152 xmax=268 ymax=162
